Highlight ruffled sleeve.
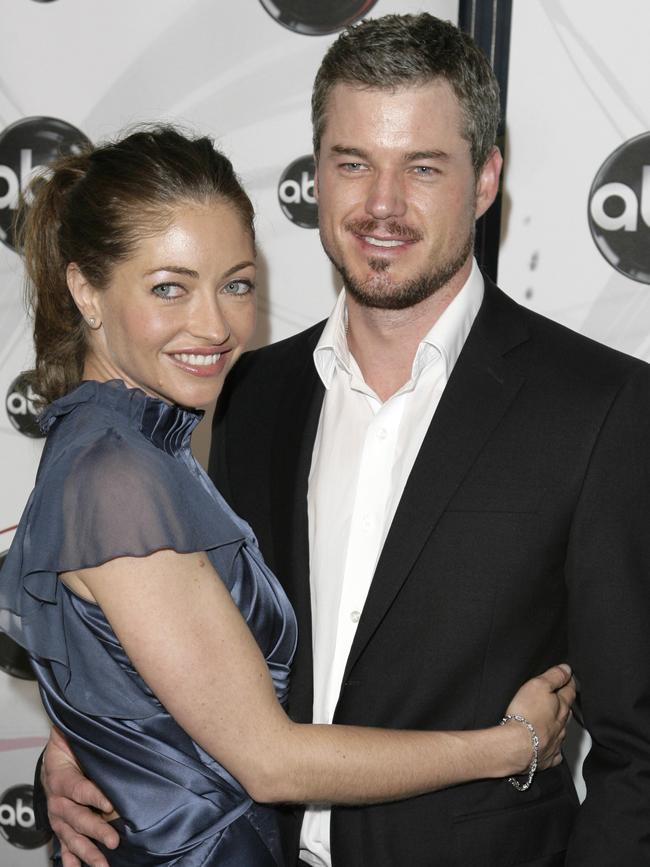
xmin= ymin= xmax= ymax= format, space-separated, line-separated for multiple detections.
xmin=0 ymin=408 xmax=248 ymax=718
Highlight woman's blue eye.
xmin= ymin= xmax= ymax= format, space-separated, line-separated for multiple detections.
xmin=152 ymin=283 xmax=184 ymax=300
xmin=224 ymin=280 xmax=253 ymax=296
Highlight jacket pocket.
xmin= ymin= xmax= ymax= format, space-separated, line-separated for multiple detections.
xmin=453 ymin=791 xmax=577 ymax=865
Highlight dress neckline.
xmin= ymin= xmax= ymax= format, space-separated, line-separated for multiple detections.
xmin=39 ymin=379 xmax=204 ymax=457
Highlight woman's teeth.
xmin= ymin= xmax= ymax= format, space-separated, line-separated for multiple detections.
xmin=174 ymin=353 xmax=221 ymax=366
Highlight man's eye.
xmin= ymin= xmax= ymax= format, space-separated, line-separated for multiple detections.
xmin=223 ymin=279 xmax=254 ymax=296
xmin=152 ymin=283 xmax=184 ymax=300
xmin=341 ymin=162 xmax=365 ymax=172
xmin=412 ymin=166 xmax=438 ymax=176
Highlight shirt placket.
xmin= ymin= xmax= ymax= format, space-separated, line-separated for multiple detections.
xmin=323 ymin=395 xmax=405 ymax=719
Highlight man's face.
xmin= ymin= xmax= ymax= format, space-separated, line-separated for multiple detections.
xmin=315 ymin=81 xmax=501 ymax=310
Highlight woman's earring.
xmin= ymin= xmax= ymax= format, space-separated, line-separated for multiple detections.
xmin=88 ymin=317 xmax=100 ymax=329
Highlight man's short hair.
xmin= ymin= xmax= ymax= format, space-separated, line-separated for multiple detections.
xmin=312 ymin=13 xmax=501 ymax=175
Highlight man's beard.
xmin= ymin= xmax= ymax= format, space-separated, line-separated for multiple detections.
xmin=323 ymin=219 xmax=474 ymax=311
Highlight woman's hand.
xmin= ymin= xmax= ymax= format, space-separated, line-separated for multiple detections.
xmin=503 ymin=663 xmax=576 ymax=774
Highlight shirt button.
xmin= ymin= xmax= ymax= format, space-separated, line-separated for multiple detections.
xmin=361 ymin=515 xmax=372 ymax=531
xmin=350 ymin=610 xmax=361 ymax=623
xmin=376 ymin=427 xmax=388 ymax=440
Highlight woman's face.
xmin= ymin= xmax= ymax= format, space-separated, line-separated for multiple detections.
xmin=74 ymin=199 xmax=256 ymax=408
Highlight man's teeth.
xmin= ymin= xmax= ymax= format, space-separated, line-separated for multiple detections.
xmin=174 ymin=353 xmax=221 ymax=366
xmin=363 ymin=236 xmax=405 ymax=247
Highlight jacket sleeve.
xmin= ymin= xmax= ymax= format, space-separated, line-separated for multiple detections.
xmin=565 ymin=362 xmax=650 ymax=863
xmin=208 ymin=353 xmax=243 ymax=510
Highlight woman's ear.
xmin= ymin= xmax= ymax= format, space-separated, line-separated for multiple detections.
xmin=67 ymin=263 xmax=102 ymax=329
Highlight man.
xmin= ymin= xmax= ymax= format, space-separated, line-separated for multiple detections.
xmin=41 ymin=13 xmax=650 ymax=867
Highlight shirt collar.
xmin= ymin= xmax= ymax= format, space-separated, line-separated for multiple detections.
xmin=313 ymin=259 xmax=484 ymax=390
xmin=313 ymin=289 xmax=352 ymax=387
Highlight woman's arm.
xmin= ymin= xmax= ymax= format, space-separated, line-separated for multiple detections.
xmin=64 ymin=548 xmax=572 ymax=805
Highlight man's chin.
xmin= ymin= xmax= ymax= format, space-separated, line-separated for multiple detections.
xmin=342 ymin=242 xmax=474 ymax=310
xmin=343 ymin=260 xmax=457 ymax=308
xmin=345 ymin=277 xmax=435 ymax=311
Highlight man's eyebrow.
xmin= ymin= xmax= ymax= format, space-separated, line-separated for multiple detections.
xmin=404 ymin=150 xmax=450 ymax=162
xmin=328 ymin=146 xmax=450 ymax=163
xmin=329 ymin=145 xmax=370 ymax=159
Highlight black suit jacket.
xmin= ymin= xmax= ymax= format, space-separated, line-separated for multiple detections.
xmin=209 ymin=279 xmax=650 ymax=866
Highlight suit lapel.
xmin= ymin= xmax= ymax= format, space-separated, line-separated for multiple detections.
xmin=342 ymin=282 xmax=531 ymax=683
xmin=269 ymin=326 xmax=325 ymax=722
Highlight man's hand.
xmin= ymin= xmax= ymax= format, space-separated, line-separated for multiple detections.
xmin=43 ymin=727 xmax=119 ymax=867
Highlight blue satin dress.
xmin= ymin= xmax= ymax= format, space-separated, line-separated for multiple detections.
xmin=0 ymin=380 xmax=297 ymax=865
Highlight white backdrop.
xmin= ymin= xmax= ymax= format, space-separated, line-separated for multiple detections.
xmin=1 ymin=0 xmax=649 ymax=863
xmin=500 ymin=0 xmax=650 ymax=358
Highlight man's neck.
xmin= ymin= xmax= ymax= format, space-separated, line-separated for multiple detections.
xmin=346 ymin=268 xmax=469 ymax=402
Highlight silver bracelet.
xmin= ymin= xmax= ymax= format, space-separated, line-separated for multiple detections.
xmin=499 ymin=713 xmax=539 ymax=791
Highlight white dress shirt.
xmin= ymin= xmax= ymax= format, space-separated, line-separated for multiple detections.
xmin=299 ymin=261 xmax=485 ymax=867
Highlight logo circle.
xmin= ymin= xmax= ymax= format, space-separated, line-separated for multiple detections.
xmin=6 ymin=373 xmax=45 ymax=439
xmin=0 ymin=785 xmax=50 ymax=849
xmin=278 ymin=155 xmax=318 ymax=229
xmin=0 ymin=116 xmax=91 ymax=251
xmin=258 ymin=0 xmax=378 ymax=35
xmin=588 ymin=132 xmax=650 ymax=284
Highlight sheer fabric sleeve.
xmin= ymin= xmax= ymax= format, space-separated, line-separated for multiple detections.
xmin=0 ymin=425 xmax=247 ymax=717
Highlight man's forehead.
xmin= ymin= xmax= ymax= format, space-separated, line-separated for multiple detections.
xmin=320 ymin=80 xmax=467 ymax=147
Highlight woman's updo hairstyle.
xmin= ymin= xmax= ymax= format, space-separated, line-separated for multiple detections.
xmin=18 ymin=124 xmax=255 ymax=406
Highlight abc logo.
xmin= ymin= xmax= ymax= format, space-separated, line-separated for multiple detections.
xmin=278 ymin=155 xmax=318 ymax=229
xmin=259 ymin=0 xmax=377 ymax=35
xmin=0 ymin=785 xmax=50 ymax=849
xmin=0 ymin=116 xmax=90 ymax=251
xmin=588 ymin=132 xmax=650 ymax=284
xmin=6 ymin=372 xmax=45 ymax=439
xmin=0 ymin=551 xmax=35 ymax=680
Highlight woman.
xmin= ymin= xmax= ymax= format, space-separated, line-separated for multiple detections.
xmin=0 ymin=126 xmax=573 ymax=866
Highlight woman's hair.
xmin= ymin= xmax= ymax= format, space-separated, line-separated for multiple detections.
xmin=18 ymin=124 xmax=255 ymax=406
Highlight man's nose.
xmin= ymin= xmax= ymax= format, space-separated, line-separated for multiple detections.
xmin=364 ymin=170 xmax=407 ymax=221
